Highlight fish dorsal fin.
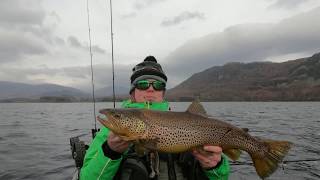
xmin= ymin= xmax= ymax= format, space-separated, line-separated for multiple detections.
xmin=186 ymin=100 xmax=207 ymax=116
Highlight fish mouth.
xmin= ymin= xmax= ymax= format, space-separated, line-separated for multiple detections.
xmin=97 ymin=110 xmax=121 ymax=133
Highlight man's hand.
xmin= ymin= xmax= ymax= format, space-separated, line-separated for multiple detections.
xmin=107 ymin=131 xmax=129 ymax=153
xmin=192 ymin=145 xmax=223 ymax=169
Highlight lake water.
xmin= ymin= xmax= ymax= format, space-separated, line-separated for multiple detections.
xmin=0 ymin=102 xmax=319 ymax=180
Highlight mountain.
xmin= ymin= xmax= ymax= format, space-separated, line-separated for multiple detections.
xmin=166 ymin=52 xmax=320 ymax=101
xmin=95 ymin=86 xmax=129 ymax=98
xmin=0 ymin=81 xmax=89 ymax=101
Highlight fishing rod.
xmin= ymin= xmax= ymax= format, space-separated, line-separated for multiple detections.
xmin=86 ymin=0 xmax=97 ymax=131
xmin=69 ymin=0 xmax=116 ymax=172
xmin=85 ymin=0 xmax=116 ymax=138
xmin=108 ymin=0 xmax=116 ymax=109
xmin=230 ymin=158 xmax=320 ymax=166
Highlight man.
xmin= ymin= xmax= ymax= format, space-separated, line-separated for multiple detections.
xmin=80 ymin=56 xmax=230 ymax=180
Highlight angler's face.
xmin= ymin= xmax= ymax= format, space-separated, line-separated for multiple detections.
xmin=132 ymin=79 xmax=165 ymax=102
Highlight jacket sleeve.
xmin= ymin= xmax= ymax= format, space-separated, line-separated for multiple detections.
xmin=80 ymin=127 xmax=123 ymax=180
xmin=204 ymin=154 xmax=230 ymax=180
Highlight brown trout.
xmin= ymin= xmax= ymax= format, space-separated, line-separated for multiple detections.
xmin=97 ymin=101 xmax=292 ymax=179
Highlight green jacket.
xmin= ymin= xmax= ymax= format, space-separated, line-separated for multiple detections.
xmin=80 ymin=100 xmax=230 ymax=180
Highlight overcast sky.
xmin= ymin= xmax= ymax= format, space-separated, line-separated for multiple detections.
xmin=1 ymin=0 xmax=320 ymax=92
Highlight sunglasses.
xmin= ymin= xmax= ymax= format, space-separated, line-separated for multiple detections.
xmin=135 ymin=80 xmax=166 ymax=91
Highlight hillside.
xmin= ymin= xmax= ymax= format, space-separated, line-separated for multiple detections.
xmin=95 ymin=85 xmax=128 ymax=98
xmin=166 ymin=52 xmax=320 ymax=101
xmin=0 ymin=81 xmax=89 ymax=101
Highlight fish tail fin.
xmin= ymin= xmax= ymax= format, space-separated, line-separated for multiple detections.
xmin=250 ymin=140 xmax=292 ymax=179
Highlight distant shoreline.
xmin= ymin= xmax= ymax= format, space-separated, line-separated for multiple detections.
xmin=1 ymin=94 xmax=320 ymax=103
xmin=1 ymin=99 xmax=319 ymax=103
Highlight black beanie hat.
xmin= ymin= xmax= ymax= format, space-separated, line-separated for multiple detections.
xmin=130 ymin=56 xmax=167 ymax=93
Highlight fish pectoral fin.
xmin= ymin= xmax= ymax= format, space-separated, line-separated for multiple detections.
xmin=139 ymin=137 xmax=159 ymax=150
xmin=223 ymin=148 xmax=242 ymax=161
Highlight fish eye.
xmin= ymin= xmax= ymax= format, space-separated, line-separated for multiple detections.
xmin=114 ymin=114 xmax=121 ymax=118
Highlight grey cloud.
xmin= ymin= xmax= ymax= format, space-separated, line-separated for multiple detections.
xmin=0 ymin=31 xmax=47 ymax=62
xmin=55 ymin=37 xmax=65 ymax=46
xmin=0 ymin=0 xmax=58 ymax=42
xmin=133 ymin=0 xmax=166 ymax=10
xmin=0 ymin=0 xmax=54 ymax=46
xmin=68 ymin=36 xmax=82 ymax=48
xmin=0 ymin=0 xmax=45 ymax=26
xmin=268 ymin=0 xmax=310 ymax=9
xmin=49 ymin=11 xmax=61 ymax=23
xmin=85 ymin=65 xmax=131 ymax=90
xmin=120 ymin=12 xmax=137 ymax=19
xmin=92 ymin=46 xmax=106 ymax=54
xmin=0 ymin=0 xmax=64 ymax=63
xmin=133 ymin=3 xmax=144 ymax=10
xmin=0 ymin=25 xmax=61 ymax=62
xmin=68 ymin=36 xmax=106 ymax=54
xmin=20 ymin=26 xmax=54 ymax=42
xmin=163 ymin=7 xmax=320 ymax=84
xmin=161 ymin=11 xmax=205 ymax=27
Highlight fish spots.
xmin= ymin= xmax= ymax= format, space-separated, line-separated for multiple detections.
xmin=134 ymin=120 xmax=146 ymax=134
xmin=147 ymin=123 xmax=205 ymax=153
